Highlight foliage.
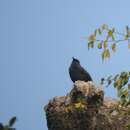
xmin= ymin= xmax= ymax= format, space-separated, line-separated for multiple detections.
xmin=100 ymin=72 xmax=130 ymax=106
xmin=74 ymin=102 xmax=85 ymax=109
xmin=126 ymin=124 xmax=130 ymax=130
xmin=87 ymin=24 xmax=130 ymax=60
xmin=87 ymin=24 xmax=130 ymax=106
xmin=65 ymin=102 xmax=86 ymax=112
xmin=0 ymin=116 xmax=17 ymax=130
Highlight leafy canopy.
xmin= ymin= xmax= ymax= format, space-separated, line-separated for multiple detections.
xmin=87 ymin=24 xmax=130 ymax=106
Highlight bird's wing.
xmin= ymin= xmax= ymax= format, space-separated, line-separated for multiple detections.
xmin=79 ymin=66 xmax=93 ymax=80
xmin=79 ymin=65 xmax=88 ymax=74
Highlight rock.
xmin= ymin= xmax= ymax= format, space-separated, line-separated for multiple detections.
xmin=69 ymin=81 xmax=104 ymax=108
xmin=44 ymin=81 xmax=130 ymax=130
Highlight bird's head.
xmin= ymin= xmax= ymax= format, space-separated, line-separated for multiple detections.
xmin=72 ymin=57 xmax=80 ymax=64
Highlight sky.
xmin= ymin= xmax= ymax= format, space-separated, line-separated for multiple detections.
xmin=1 ymin=0 xmax=130 ymax=130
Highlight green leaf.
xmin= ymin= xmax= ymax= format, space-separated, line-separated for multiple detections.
xmin=101 ymin=49 xmax=110 ymax=60
xmin=128 ymin=31 xmax=130 ymax=36
xmin=94 ymin=29 xmax=97 ymax=36
xmin=128 ymin=84 xmax=130 ymax=89
xmin=120 ymin=71 xmax=128 ymax=78
xmin=122 ymin=89 xmax=129 ymax=98
xmin=114 ymin=81 xmax=117 ymax=88
xmin=106 ymin=49 xmax=110 ymax=58
xmin=125 ymin=34 xmax=129 ymax=40
xmin=125 ymin=99 xmax=130 ymax=106
xmin=101 ymin=50 xmax=106 ymax=60
xmin=117 ymin=88 xmax=126 ymax=97
xmin=98 ymin=28 xmax=102 ymax=35
xmin=75 ymin=102 xmax=85 ymax=109
xmin=126 ymin=124 xmax=130 ymax=130
xmin=108 ymin=30 xmax=113 ymax=37
xmin=111 ymin=43 xmax=116 ymax=52
xmin=126 ymin=26 xmax=130 ymax=37
xmin=103 ymin=40 xmax=108 ymax=49
xmin=88 ymin=41 xmax=94 ymax=49
xmin=114 ymin=79 xmax=122 ymax=89
xmin=113 ymin=74 xmax=119 ymax=81
xmin=122 ymin=78 xmax=128 ymax=86
xmin=112 ymin=34 xmax=115 ymax=40
xmin=97 ymin=42 xmax=102 ymax=49
xmin=101 ymin=24 xmax=108 ymax=30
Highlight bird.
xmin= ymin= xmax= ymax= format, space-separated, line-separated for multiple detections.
xmin=69 ymin=57 xmax=93 ymax=82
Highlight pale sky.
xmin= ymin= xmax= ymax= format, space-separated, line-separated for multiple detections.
xmin=0 ymin=0 xmax=130 ymax=130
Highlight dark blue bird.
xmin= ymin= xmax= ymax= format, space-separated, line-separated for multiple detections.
xmin=69 ymin=57 xmax=93 ymax=82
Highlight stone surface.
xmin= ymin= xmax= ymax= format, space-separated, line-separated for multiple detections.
xmin=44 ymin=81 xmax=130 ymax=130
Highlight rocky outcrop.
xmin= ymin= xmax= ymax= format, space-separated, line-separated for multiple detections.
xmin=44 ymin=81 xmax=130 ymax=130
